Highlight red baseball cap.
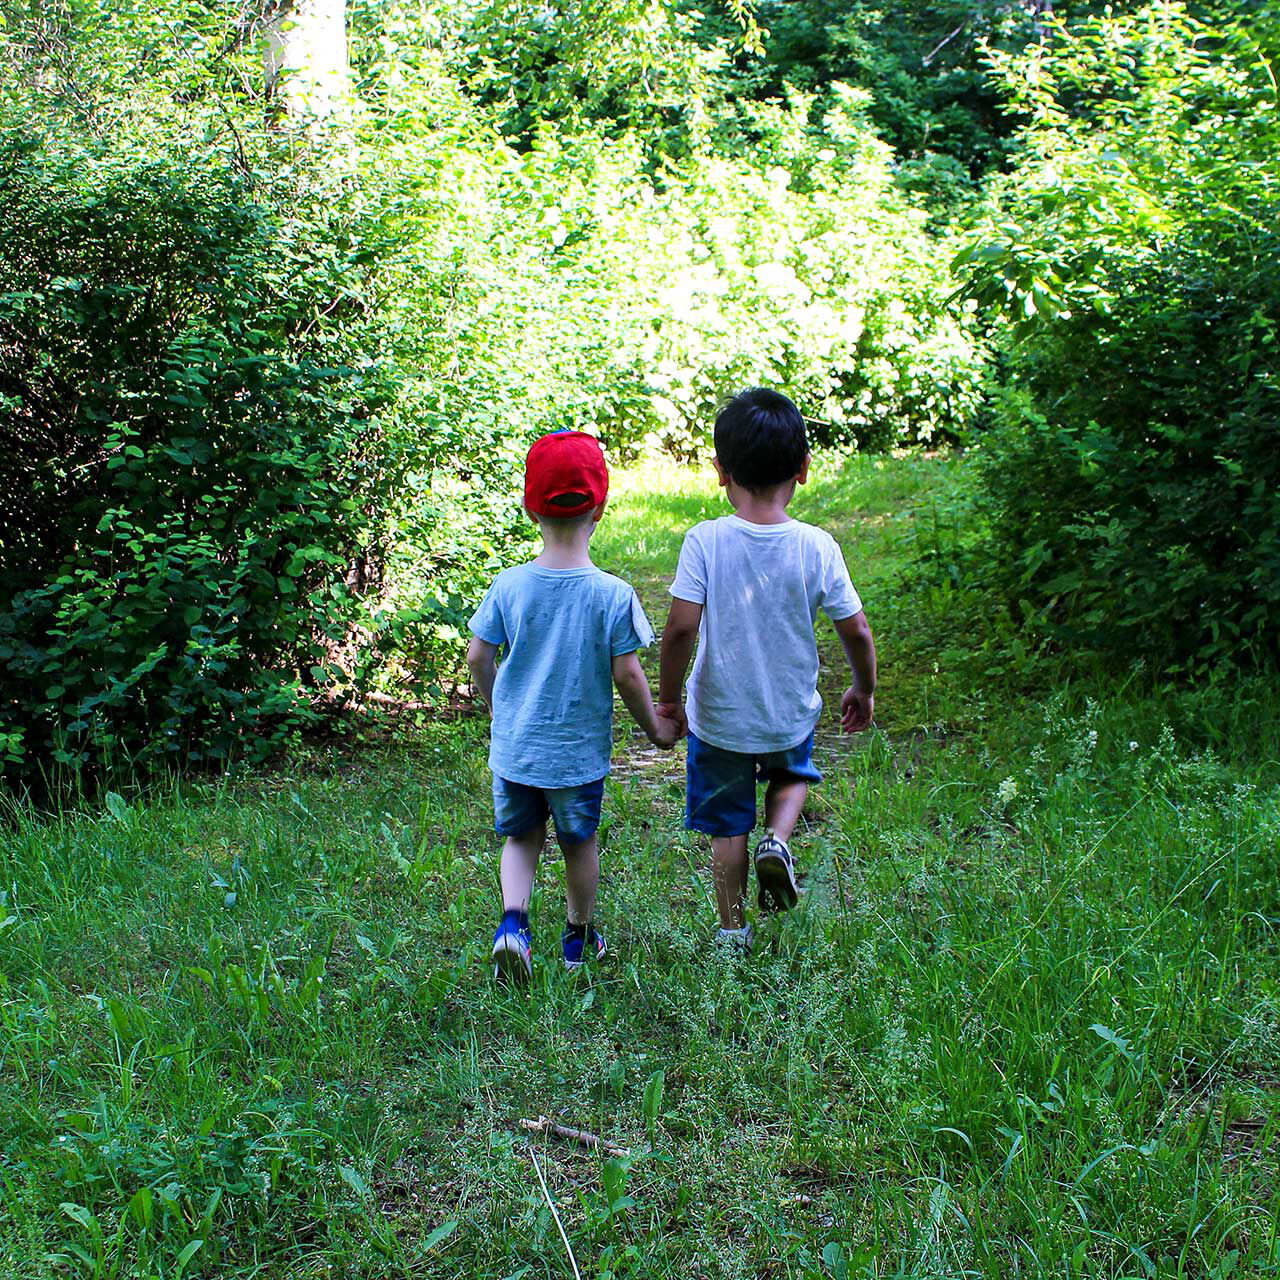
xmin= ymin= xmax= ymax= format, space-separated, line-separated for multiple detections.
xmin=524 ymin=431 xmax=609 ymax=518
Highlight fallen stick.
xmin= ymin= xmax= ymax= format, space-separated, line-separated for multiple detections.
xmin=520 ymin=1116 xmax=632 ymax=1158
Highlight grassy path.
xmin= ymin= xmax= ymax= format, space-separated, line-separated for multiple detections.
xmin=596 ymin=456 xmax=949 ymax=915
xmin=2 ymin=457 xmax=1278 ymax=1279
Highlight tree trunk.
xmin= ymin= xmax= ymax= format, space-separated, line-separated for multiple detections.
xmin=1027 ymin=0 xmax=1054 ymax=39
xmin=263 ymin=0 xmax=349 ymax=120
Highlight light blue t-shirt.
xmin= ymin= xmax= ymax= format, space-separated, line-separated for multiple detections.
xmin=469 ymin=563 xmax=655 ymax=789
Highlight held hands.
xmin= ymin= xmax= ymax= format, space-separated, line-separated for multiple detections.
xmin=652 ymin=701 xmax=688 ymax=749
xmin=655 ymin=701 xmax=688 ymax=738
xmin=840 ymin=687 xmax=874 ymax=734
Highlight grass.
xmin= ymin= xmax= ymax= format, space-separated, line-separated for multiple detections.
xmin=2 ymin=455 xmax=1279 ymax=1279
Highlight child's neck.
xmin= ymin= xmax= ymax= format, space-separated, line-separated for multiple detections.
xmin=534 ymin=525 xmax=596 ymax=569
xmin=726 ymin=479 xmax=796 ymax=525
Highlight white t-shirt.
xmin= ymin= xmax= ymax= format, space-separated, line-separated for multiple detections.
xmin=669 ymin=515 xmax=863 ymax=754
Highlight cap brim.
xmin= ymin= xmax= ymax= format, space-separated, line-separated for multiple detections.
xmin=532 ymin=496 xmax=596 ymax=517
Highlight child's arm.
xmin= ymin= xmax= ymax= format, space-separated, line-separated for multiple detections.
xmin=466 ymin=637 xmax=499 ymax=713
xmin=657 ymin=598 xmax=702 ymax=736
xmin=833 ymin=611 xmax=877 ymax=732
xmin=612 ymin=651 xmax=678 ymax=747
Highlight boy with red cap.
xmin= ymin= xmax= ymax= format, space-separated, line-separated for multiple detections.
xmin=467 ymin=431 xmax=678 ymax=983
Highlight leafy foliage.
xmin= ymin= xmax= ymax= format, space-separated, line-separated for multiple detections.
xmin=461 ymin=97 xmax=986 ymax=460
xmin=0 ymin=136 xmax=397 ymax=783
xmin=952 ymin=4 xmax=1280 ymax=665
xmin=709 ymin=0 xmax=1033 ymax=178
xmin=346 ymin=54 xmax=985 ymax=682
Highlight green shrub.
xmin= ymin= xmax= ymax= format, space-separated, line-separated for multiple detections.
xmin=0 ymin=137 xmax=396 ymax=785
xmin=480 ymin=93 xmax=987 ymax=460
xmin=952 ymin=5 xmax=1280 ymax=665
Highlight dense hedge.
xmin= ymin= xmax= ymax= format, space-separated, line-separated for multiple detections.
xmin=952 ymin=6 xmax=1280 ymax=666
xmin=0 ymin=140 xmax=396 ymax=783
xmin=975 ymin=231 xmax=1280 ymax=663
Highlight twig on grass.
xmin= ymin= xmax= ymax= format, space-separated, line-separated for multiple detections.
xmin=529 ymin=1146 xmax=582 ymax=1280
xmin=520 ymin=1116 xmax=632 ymax=1158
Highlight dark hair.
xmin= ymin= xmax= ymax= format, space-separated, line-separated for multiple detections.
xmin=713 ymin=387 xmax=808 ymax=491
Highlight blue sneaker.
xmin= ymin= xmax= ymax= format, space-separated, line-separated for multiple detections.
xmin=562 ymin=924 xmax=607 ymax=971
xmin=492 ymin=912 xmax=533 ymax=984
xmin=754 ymin=830 xmax=799 ymax=913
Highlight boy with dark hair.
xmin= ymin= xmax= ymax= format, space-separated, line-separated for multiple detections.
xmin=468 ymin=431 xmax=678 ymax=983
xmin=658 ymin=388 xmax=877 ymax=950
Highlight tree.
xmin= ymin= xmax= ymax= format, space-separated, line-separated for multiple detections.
xmin=263 ymin=0 xmax=351 ymax=119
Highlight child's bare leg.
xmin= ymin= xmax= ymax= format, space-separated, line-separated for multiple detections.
xmin=711 ymin=835 xmax=750 ymax=929
xmin=763 ymin=779 xmax=808 ymax=843
xmin=559 ymin=833 xmax=599 ymax=925
xmin=500 ymin=824 xmax=546 ymax=913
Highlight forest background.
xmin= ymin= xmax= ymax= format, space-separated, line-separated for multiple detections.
xmin=2 ymin=0 xmax=1276 ymax=785
xmin=2 ymin=3 xmax=1280 ymax=1278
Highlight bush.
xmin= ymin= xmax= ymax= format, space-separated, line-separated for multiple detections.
xmin=952 ymin=5 xmax=1280 ymax=665
xmin=485 ymin=91 xmax=987 ymax=460
xmin=0 ymin=137 xmax=396 ymax=786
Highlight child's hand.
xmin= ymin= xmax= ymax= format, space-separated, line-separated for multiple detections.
xmin=655 ymin=701 xmax=687 ymax=739
xmin=840 ymin=687 xmax=874 ymax=733
xmin=650 ymin=714 xmax=682 ymax=749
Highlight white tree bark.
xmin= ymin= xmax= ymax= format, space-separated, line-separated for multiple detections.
xmin=263 ymin=0 xmax=350 ymax=121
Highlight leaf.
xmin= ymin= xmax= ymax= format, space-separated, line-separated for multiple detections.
xmin=601 ymin=1157 xmax=629 ymax=1207
xmin=128 ymin=1186 xmax=153 ymax=1229
xmin=1090 ymin=1023 xmax=1136 ymax=1062
xmin=60 ymin=1202 xmax=97 ymax=1232
xmin=822 ymin=1241 xmax=849 ymax=1280
xmin=419 ymin=1219 xmax=458 ymax=1254
xmin=104 ymin=791 xmax=129 ymax=824
xmin=175 ymin=1239 xmax=204 ymax=1275
xmin=642 ymin=1068 xmax=665 ymax=1124
xmin=340 ymin=1165 xmax=372 ymax=1199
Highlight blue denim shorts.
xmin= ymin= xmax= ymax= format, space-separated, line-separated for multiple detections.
xmin=685 ymin=731 xmax=822 ymax=838
xmin=493 ymin=775 xmax=605 ymax=844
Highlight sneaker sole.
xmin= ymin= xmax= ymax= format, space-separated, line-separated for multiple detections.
xmin=563 ymin=939 xmax=608 ymax=972
xmin=714 ymin=928 xmax=754 ymax=955
xmin=492 ymin=937 xmax=532 ymax=984
xmin=755 ymin=852 xmax=799 ymax=912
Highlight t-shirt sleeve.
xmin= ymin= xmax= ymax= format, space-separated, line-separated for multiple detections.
xmin=819 ymin=537 xmax=863 ymax=621
xmin=610 ymin=588 xmax=656 ymax=656
xmin=468 ymin=580 xmax=508 ymax=647
xmin=669 ymin=527 xmax=708 ymax=604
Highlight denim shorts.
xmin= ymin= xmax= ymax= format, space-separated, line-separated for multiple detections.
xmin=685 ymin=731 xmax=822 ymax=838
xmin=493 ymin=775 xmax=606 ymax=844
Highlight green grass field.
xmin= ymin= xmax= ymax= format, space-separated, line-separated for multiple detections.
xmin=3 ymin=457 xmax=1278 ymax=1279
